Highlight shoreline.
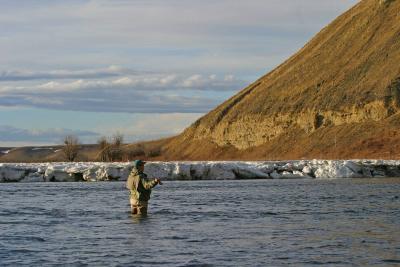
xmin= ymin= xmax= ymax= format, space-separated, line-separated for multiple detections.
xmin=1 ymin=160 xmax=400 ymax=183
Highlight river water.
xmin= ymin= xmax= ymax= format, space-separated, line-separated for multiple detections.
xmin=0 ymin=179 xmax=399 ymax=266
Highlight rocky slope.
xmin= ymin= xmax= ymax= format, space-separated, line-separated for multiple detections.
xmin=162 ymin=0 xmax=400 ymax=160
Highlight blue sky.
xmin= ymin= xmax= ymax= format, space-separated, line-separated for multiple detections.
xmin=0 ymin=0 xmax=358 ymax=146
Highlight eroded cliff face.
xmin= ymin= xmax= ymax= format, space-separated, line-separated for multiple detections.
xmin=184 ymin=100 xmax=399 ymax=150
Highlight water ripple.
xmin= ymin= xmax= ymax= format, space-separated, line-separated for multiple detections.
xmin=0 ymin=179 xmax=399 ymax=266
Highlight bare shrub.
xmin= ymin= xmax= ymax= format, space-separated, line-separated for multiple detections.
xmin=62 ymin=135 xmax=80 ymax=162
xmin=110 ymin=133 xmax=124 ymax=161
xmin=112 ymin=133 xmax=124 ymax=147
xmin=97 ymin=136 xmax=111 ymax=162
xmin=98 ymin=136 xmax=109 ymax=150
xmin=97 ymin=133 xmax=125 ymax=162
xmin=108 ymin=147 xmax=122 ymax=161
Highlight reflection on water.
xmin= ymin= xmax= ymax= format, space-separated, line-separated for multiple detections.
xmin=0 ymin=179 xmax=399 ymax=266
xmin=130 ymin=214 xmax=149 ymax=224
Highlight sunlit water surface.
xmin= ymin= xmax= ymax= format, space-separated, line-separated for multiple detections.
xmin=0 ymin=179 xmax=399 ymax=266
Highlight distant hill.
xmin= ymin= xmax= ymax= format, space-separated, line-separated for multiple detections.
xmin=2 ymin=0 xmax=400 ymax=163
xmin=0 ymin=138 xmax=170 ymax=163
xmin=161 ymin=0 xmax=400 ymax=160
xmin=0 ymin=145 xmax=99 ymax=163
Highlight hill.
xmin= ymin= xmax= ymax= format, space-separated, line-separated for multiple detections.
xmin=0 ymin=138 xmax=171 ymax=163
xmin=161 ymin=0 xmax=400 ymax=160
xmin=0 ymin=145 xmax=99 ymax=163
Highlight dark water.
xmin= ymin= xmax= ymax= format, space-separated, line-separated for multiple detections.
xmin=0 ymin=179 xmax=399 ymax=267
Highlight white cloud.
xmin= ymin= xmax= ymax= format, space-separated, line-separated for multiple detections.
xmin=0 ymin=68 xmax=245 ymax=113
xmin=0 ymin=66 xmax=133 ymax=81
xmin=0 ymin=68 xmax=243 ymax=92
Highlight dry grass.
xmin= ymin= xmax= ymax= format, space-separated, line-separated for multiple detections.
xmin=194 ymin=0 xmax=400 ymax=129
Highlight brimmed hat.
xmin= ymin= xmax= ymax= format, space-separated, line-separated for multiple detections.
xmin=133 ymin=159 xmax=146 ymax=168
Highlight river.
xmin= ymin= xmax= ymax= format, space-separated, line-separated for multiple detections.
xmin=1 ymin=179 xmax=399 ymax=266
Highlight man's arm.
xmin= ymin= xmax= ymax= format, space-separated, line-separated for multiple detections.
xmin=140 ymin=175 xmax=161 ymax=190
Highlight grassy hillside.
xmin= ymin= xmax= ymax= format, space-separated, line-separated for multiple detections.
xmin=160 ymin=0 xmax=400 ymax=160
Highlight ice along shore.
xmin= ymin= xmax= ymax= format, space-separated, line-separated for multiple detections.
xmin=1 ymin=160 xmax=400 ymax=183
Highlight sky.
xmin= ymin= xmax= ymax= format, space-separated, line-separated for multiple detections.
xmin=0 ymin=0 xmax=358 ymax=147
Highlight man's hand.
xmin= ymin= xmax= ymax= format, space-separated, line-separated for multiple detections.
xmin=155 ymin=178 xmax=163 ymax=185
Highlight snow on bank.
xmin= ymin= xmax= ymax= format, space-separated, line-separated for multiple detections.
xmin=0 ymin=160 xmax=399 ymax=183
xmin=31 ymin=147 xmax=54 ymax=151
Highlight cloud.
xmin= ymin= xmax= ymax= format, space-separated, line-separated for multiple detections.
xmin=0 ymin=69 xmax=245 ymax=113
xmin=0 ymin=87 xmax=221 ymax=113
xmin=0 ymin=0 xmax=358 ymax=75
xmin=0 ymin=114 xmax=201 ymax=146
xmin=0 ymin=125 xmax=99 ymax=144
xmin=76 ymin=73 xmax=239 ymax=91
xmin=0 ymin=72 xmax=242 ymax=92
xmin=95 ymin=113 xmax=203 ymax=142
xmin=0 ymin=65 xmax=137 ymax=81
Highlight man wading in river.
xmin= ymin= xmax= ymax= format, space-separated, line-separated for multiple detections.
xmin=126 ymin=160 xmax=162 ymax=215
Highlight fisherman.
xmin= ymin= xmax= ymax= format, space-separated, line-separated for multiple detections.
xmin=126 ymin=160 xmax=162 ymax=215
